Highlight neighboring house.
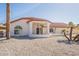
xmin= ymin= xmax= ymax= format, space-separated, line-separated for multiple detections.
xmin=0 ymin=24 xmax=6 ymax=37
xmin=50 ymin=23 xmax=69 ymax=35
xmin=10 ymin=17 xmax=51 ymax=37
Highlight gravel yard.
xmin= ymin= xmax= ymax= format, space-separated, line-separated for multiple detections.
xmin=0 ymin=36 xmax=79 ymax=56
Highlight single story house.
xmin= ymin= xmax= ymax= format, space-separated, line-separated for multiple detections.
xmin=0 ymin=17 xmax=78 ymax=38
xmin=10 ymin=17 xmax=52 ymax=37
xmin=11 ymin=17 xmax=76 ymax=37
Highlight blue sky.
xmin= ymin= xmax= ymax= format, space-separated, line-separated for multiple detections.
xmin=0 ymin=3 xmax=79 ymax=24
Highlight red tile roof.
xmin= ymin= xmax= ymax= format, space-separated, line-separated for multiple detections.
xmin=50 ymin=22 xmax=68 ymax=28
xmin=11 ymin=17 xmax=52 ymax=23
xmin=11 ymin=17 xmax=68 ymax=28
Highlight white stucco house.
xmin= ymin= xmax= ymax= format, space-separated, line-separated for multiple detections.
xmin=10 ymin=17 xmax=52 ymax=37
xmin=10 ymin=17 xmax=69 ymax=37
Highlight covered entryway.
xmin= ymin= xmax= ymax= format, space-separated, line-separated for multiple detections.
xmin=28 ymin=21 xmax=51 ymax=37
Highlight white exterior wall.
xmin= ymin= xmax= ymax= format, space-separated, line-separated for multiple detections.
xmin=10 ymin=20 xmax=29 ymax=36
xmin=29 ymin=34 xmax=51 ymax=37
xmin=47 ymin=22 xmax=50 ymax=34
xmin=10 ymin=20 xmax=51 ymax=37
xmin=55 ymin=28 xmax=64 ymax=33
xmin=28 ymin=22 xmax=32 ymax=36
xmin=50 ymin=28 xmax=68 ymax=35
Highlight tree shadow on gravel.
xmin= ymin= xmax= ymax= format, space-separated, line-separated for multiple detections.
xmin=57 ymin=39 xmax=79 ymax=45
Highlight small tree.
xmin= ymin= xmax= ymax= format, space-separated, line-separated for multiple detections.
xmin=64 ymin=22 xmax=75 ymax=41
xmin=69 ymin=22 xmax=75 ymax=40
xmin=15 ymin=26 xmax=22 ymax=30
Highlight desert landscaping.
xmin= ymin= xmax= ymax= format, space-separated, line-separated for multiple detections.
xmin=0 ymin=35 xmax=79 ymax=56
xmin=0 ymin=3 xmax=79 ymax=56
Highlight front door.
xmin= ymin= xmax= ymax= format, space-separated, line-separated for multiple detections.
xmin=36 ymin=28 xmax=43 ymax=34
xmin=36 ymin=28 xmax=40 ymax=34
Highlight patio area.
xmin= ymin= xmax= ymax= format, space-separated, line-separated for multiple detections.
xmin=0 ymin=36 xmax=79 ymax=56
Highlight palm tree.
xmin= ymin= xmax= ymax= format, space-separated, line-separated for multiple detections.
xmin=6 ymin=3 xmax=10 ymax=39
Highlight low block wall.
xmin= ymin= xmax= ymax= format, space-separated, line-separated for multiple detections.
xmin=28 ymin=34 xmax=51 ymax=37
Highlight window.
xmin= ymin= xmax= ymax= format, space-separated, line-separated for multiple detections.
xmin=14 ymin=26 xmax=22 ymax=35
xmin=50 ymin=29 xmax=54 ymax=33
xmin=14 ymin=30 xmax=20 ymax=34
